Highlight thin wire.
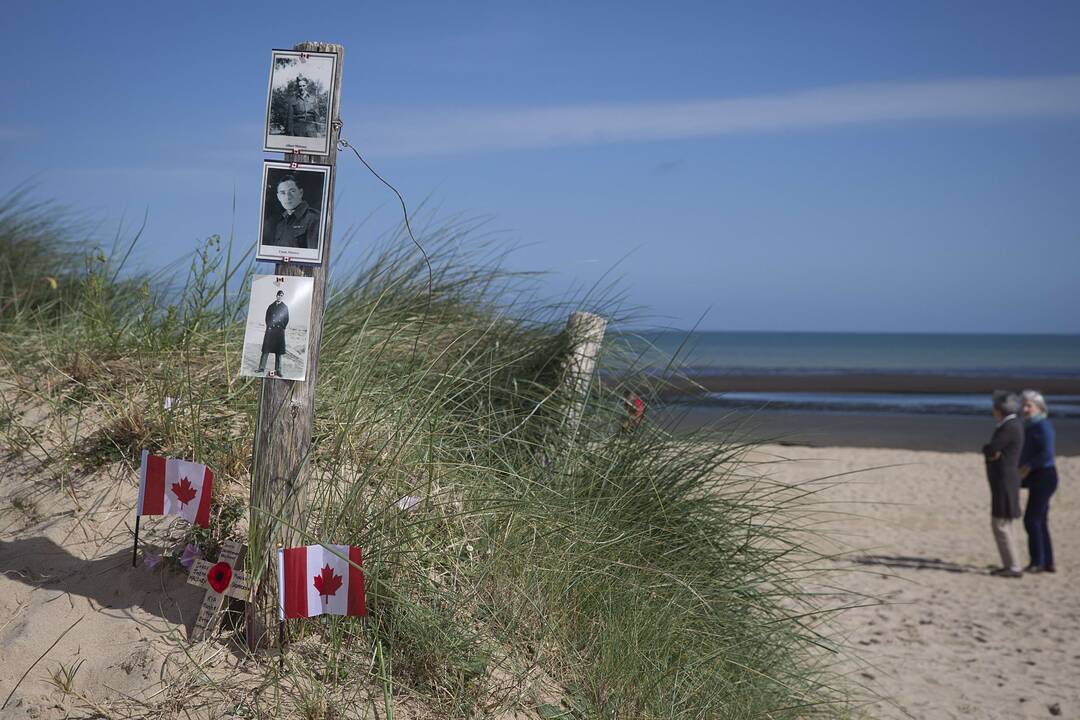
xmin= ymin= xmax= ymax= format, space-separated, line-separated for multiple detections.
xmin=338 ymin=136 xmax=433 ymax=362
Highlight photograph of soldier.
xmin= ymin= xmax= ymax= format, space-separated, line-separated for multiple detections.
xmin=240 ymin=275 xmax=314 ymax=381
xmin=256 ymin=161 xmax=330 ymax=265
xmin=264 ymin=49 xmax=337 ymax=155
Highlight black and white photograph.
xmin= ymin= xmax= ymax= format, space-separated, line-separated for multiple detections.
xmin=264 ymin=49 xmax=337 ymax=155
xmin=256 ymin=160 xmax=330 ymax=265
xmin=240 ymin=274 xmax=314 ymax=381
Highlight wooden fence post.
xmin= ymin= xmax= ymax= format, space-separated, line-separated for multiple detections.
xmin=561 ymin=311 xmax=608 ymax=436
xmin=246 ymin=41 xmax=345 ymax=650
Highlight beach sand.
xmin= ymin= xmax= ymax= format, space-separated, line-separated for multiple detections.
xmin=755 ymin=444 xmax=1080 ymax=719
xmin=0 ymin=455 xmax=220 ymax=719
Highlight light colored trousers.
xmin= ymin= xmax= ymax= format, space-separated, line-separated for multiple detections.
xmin=991 ymin=517 xmax=1021 ymax=572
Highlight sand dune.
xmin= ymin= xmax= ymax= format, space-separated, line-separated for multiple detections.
xmin=0 ymin=453 xmax=217 ymax=719
xmin=2 ymin=438 xmax=1076 ymax=717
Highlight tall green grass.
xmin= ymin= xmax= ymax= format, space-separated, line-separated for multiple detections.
xmin=0 ymin=196 xmax=854 ymax=719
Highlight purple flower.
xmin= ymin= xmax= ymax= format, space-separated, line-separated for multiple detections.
xmin=179 ymin=543 xmax=203 ymax=570
xmin=143 ymin=551 xmax=162 ymax=569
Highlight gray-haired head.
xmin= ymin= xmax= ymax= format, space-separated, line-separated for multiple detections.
xmin=991 ymin=390 xmax=1021 ymax=416
xmin=1021 ymin=389 xmax=1048 ymax=415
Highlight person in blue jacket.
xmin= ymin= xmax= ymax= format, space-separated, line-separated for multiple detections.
xmin=1020 ymin=389 xmax=1058 ymax=573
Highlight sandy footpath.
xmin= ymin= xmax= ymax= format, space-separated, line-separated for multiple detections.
xmin=756 ymin=444 xmax=1080 ymax=719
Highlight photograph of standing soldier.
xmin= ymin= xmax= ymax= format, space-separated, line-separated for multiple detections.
xmin=264 ymin=52 xmax=337 ymax=156
xmin=258 ymin=290 xmax=289 ymax=376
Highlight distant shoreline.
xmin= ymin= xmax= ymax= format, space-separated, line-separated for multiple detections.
xmin=657 ymin=371 xmax=1080 ymax=396
xmin=658 ymin=406 xmax=1080 ymax=456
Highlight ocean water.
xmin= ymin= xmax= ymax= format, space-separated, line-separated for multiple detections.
xmin=629 ymin=331 xmax=1080 ymax=377
xmin=620 ymin=331 xmax=1080 ymax=418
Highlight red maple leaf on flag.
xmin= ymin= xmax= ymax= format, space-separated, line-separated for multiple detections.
xmin=171 ymin=476 xmax=197 ymax=507
xmin=313 ymin=564 xmax=343 ymax=602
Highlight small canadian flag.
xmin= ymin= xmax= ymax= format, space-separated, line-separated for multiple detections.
xmin=136 ymin=450 xmax=213 ymax=528
xmin=278 ymin=544 xmax=367 ymax=620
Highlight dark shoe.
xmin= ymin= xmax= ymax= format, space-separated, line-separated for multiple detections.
xmin=1043 ymin=565 xmax=1056 ymax=574
xmin=1025 ymin=564 xmax=1044 ymax=574
xmin=990 ymin=568 xmax=1023 ymax=578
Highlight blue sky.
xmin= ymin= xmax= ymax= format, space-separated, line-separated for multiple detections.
xmin=2 ymin=1 xmax=1079 ymax=333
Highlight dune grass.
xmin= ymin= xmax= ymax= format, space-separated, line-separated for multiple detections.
xmin=0 ymin=196 xmax=855 ymax=719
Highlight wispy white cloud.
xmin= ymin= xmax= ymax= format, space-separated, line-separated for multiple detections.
xmin=351 ymin=74 xmax=1080 ymax=157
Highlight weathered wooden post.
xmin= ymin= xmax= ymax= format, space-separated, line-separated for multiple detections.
xmin=560 ymin=311 xmax=608 ymax=435
xmin=246 ymin=41 xmax=344 ymax=649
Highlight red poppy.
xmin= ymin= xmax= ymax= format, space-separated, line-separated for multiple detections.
xmin=207 ymin=561 xmax=233 ymax=594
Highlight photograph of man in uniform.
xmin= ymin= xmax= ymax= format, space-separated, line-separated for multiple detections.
xmin=269 ymin=174 xmax=320 ymax=250
xmin=256 ymin=161 xmax=329 ymax=264
xmin=258 ymin=290 xmax=289 ymax=376
xmin=240 ymin=275 xmax=313 ymax=381
xmin=264 ymin=49 xmax=336 ymax=155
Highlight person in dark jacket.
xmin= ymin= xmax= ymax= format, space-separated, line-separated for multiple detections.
xmin=983 ymin=390 xmax=1025 ymax=577
xmin=266 ymin=175 xmax=320 ymax=250
xmin=257 ymin=290 xmax=289 ymax=376
xmin=1020 ymin=389 xmax=1058 ymax=573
